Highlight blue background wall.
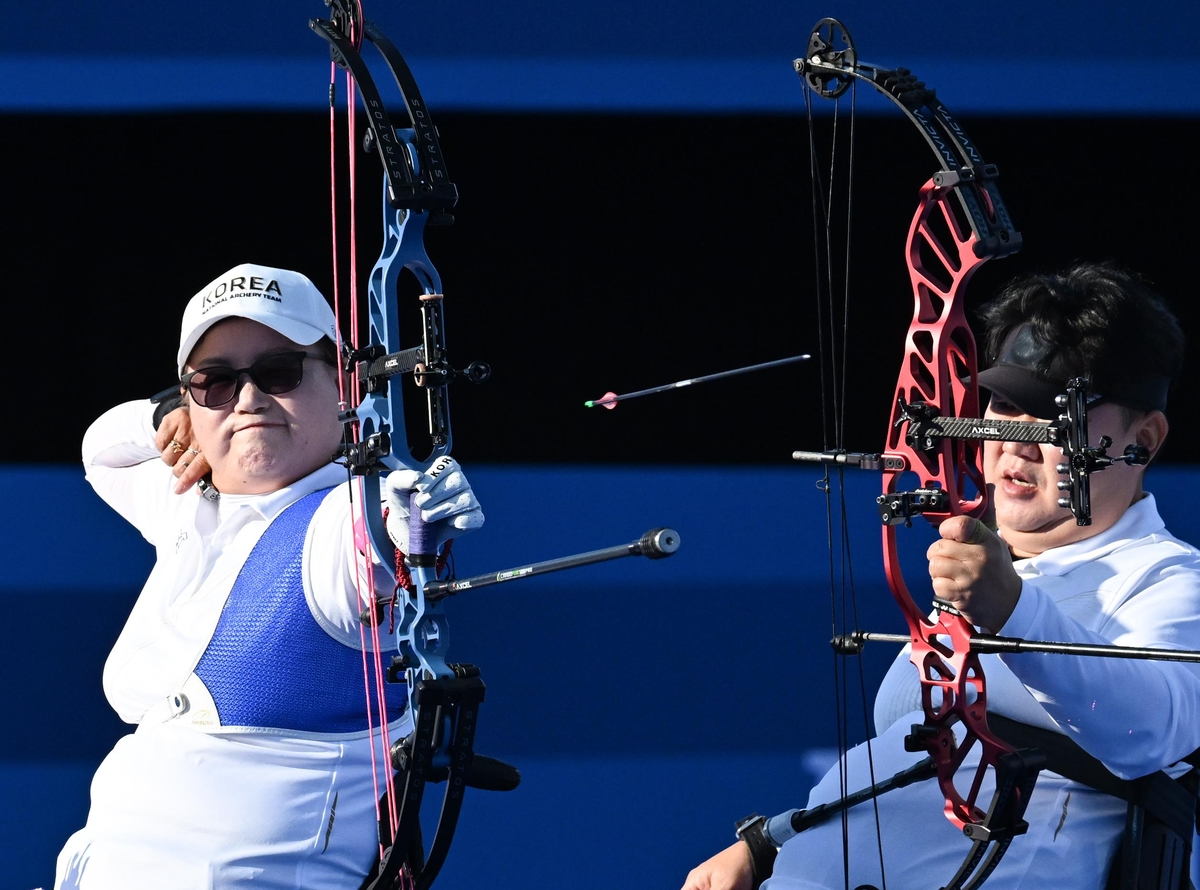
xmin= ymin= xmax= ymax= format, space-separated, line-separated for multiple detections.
xmin=6 ymin=2 xmax=1200 ymax=887
xmin=7 ymin=464 xmax=1200 ymax=889
xmin=4 ymin=1 xmax=1199 ymax=114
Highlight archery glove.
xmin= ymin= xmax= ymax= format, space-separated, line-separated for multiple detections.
xmin=384 ymin=456 xmax=484 ymax=555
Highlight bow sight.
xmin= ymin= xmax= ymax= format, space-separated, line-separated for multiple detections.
xmin=798 ymin=382 xmax=1150 ymax=529
xmin=858 ymin=377 xmax=1151 ymax=528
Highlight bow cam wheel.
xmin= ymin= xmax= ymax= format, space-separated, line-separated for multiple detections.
xmin=798 ymin=17 xmax=857 ymax=99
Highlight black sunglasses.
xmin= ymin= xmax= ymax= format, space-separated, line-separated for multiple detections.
xmin=181 ymin=351 xmax=330 ymax=408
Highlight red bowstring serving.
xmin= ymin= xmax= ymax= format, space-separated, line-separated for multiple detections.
xmin=327 ymin=8 xmax=404 ymax=858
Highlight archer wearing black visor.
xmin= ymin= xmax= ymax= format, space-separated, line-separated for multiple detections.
xmin=683 ymin=262 xmax=1200 ymax=890
xmin=973 ymin=266 xmax=1176 ymax=560
xmin=978 ymin=311 xmax=1172 ymax=425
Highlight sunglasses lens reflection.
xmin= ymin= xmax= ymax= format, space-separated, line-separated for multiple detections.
xmin=186 ymin=354 xmax=308 ymax=408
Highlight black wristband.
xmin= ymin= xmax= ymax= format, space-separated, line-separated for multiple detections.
xmin=734 ymin=813 xmax=778 ymax=890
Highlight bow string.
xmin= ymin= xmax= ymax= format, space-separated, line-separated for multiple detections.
xmin=311 ymin=4 xmax=497 ymax=888
xmin=309 ymin=8 xmax=681 ymax=888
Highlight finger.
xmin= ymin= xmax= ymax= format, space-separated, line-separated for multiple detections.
xmin=174 ymin=449 xmax=209 ymax=494
xmin=938 ymin=515 xmax=977 ymax=543
xmin=939 ymin=515 xmax=995 ymax=546
xmin=173 ymin=409 xmax=194 ymax=439
xmin=160 ymin=438 xmax=184 ymax=466
xmin=930 ymin=578 xmax=964 ymax=609
xmin=447 ymin=509 xmax=484 ymax=532
xmin=927 ymin=553 xmax=963 ymax=583
xmin=156 ymin=422 xmax=185 ymax=455
xmin=421 ymin=490 xmax=479 ymax=522
xmin=154 ymin=406 xmax=190 ymax=448
xmin=154 ymin=424 xmax=173 ymax=452
xmin=981 ymin=481 xmax=998 ymax=529
xmin=175 ymin=462 xmax=207 ymax=495
xmin=928 ymin=537 xmax=962 ymax=560
xmin=384 ymin=469 xmax=423 ymax=498
xmin=417 ymin=466 xmax=470 ymax=506
xmin=928 ymin=556 xmax=972 ymax=589
xmin=966 ymin=517 xmax=990 ymax=545
xmin=424 ymin=456 xmax=461 ymax=485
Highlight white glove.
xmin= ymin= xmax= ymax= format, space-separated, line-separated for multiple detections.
xmin=384 ymin=456 xmax=484 ymax=554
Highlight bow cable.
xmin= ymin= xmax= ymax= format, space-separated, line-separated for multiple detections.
xmin=322 ymin=1 xmax=406 ymax=859
xmin=804 ymin=66 xmax=892 ymax=890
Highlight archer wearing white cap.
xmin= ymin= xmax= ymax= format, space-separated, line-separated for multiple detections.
xmin=55 ymin=263 xmax=482 ymax=890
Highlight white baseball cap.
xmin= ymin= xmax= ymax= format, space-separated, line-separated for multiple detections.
xmin=177 ymin=263 xmax=340 ymax=374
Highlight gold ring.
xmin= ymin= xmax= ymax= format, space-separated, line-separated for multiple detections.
xmin=170 ymin=439 xmax=185 ymax=454
xmin=179 ymin=460 xmax=191 ymax=471
xmin=186 ymin=447 xmax=201 ymax=456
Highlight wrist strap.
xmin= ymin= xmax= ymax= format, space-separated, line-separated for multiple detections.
xmin=735 ymin=813 xmax=778 ymax=890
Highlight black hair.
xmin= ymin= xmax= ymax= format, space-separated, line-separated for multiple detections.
xmin=314 ymin=335 xmax=342 ymax=367
xmin=978 ymin=262 xmax=1184 ymax=414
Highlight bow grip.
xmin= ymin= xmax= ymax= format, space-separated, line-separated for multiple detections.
xmin=407 ymin=488 xmax=436 ymax=566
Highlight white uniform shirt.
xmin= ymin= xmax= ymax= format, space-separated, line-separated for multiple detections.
xmin=768 ymin=492 xmax=1200 ymax=890
xmin=56 ymin=401 xmax=410 ymax=890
